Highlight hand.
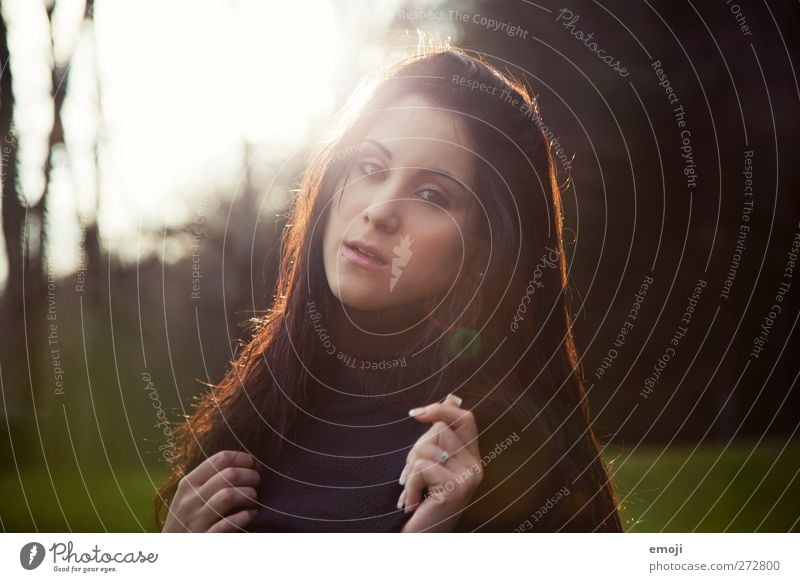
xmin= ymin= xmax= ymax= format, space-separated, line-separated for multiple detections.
xmin=398 ymin=394 xmax=484 ymax=532
xmin=162 ymin=450 xmax=262 ymax=532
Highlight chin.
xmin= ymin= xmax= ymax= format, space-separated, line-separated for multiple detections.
xmin=334 ymin=287 xmax=392 ymax=311
xmin=324 ymin=261 xmax=388 ymax=309
xmin=325 ymin=276 xmax=394 ymax=311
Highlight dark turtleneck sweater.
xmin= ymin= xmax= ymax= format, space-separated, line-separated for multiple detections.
xmin=246 ymin=301 xmax=587 ymax=532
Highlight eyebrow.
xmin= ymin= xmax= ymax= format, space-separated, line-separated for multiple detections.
xmin=362 ymin=139 xmax=470 ymax=192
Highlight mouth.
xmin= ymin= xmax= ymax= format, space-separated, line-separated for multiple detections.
xmin=342 ymin=240 xmax=388 ymax=270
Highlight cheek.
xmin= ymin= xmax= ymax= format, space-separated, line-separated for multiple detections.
xmin=405 ymin=225 xmax=466 ymax=280
xmin=324 ymin=193 xmax=362 ymax=245
xmin=323 ymin=203 xmax=348 ymax=252
xmin=322 ymin=218 xmax=343 ymax=283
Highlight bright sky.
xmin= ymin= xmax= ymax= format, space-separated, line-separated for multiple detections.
xmin=1 ymin=0 xmax=440 ymax=285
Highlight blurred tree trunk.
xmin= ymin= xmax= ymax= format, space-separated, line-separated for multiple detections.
xmin=0 ymin=0 xmax=80 ymax=466
xmin=0 ymin=2 xmax=25 ymax=435
xmin=79 ymin=0 xmax=102 ymax=459
xmin=84 ymin=0 xmax=102 ymax=283
xmin=24 ymin=0 xmax=72 ymax=422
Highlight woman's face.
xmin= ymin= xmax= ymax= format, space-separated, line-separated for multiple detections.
xmin=322 ymin=94 xmax=480 ymax=312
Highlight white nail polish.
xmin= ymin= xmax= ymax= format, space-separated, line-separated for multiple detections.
xmin=447 ymin=393 xmax=463 ymax=407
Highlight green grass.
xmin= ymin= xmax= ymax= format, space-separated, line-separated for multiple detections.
xmin=0 ymin=464 xmax=170 ymax=532
xmin=611 ymin=439 xmax=800 ymax=532
xmin=2 ymin=440 xmax=798 ymax=532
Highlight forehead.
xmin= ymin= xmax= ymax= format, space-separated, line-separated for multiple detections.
xmin=361 ymin=94 xmax=476 ymax=181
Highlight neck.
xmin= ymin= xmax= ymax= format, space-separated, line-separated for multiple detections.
xmin=326 ymin=297 xmax=428 ymax=361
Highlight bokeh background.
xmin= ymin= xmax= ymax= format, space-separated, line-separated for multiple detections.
xmin=1 ymin=0 xmax=799 ymax=532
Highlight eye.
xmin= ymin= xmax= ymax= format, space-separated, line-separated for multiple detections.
xmin=357 ymin=161 xmax=386 ymax=182
xmin=417 ymin=188 xmax=450 ymax=208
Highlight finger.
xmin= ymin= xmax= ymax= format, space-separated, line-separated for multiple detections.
xmin=404 ymin=443 xmax=470 ymax=504
xmin=400 ymin=421 xmax=442 ymax=484
xmin=415 ymin=442 xmax=469 ymax=472
xmin=403 ymin=458 xmax=456 ymax=513
xmin=398 ymin=391 xmax=467 ymax=485
xmin=419 ymin=421 xmax=472 ymax=459
xmin=409 ymin=403 xmax=480 ymax=458
xmin=400 ymin=421 xmax=465 ymax=485
xmin=197 ymin=466 xmax=261 ymax=503
xmin=396 ymin=488 xmax=406 ymax=511
xmin=184 ymin=450 xmax=259 ymax=489
xmin=398 ymin=434 xmax=477 ymax=512
xmin=202 ymin=486 xmax=259 ymax=529
xmin=403 ymin=425 xmax=471 ymax=479
xmin=206 ymin=507 xmax=260 ymax=533
xmin=444 ymin=393 xmax=463 ymax=407
xmin=408 ymin=421 xmax=471 ymax=465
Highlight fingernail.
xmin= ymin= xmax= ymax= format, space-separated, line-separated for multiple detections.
xmin=399 ymin=466 xmax=407 ymax=486
xmin=446 ymin=393 xmax=463 ymax=407
xmin=408 ymin=407 xmax=425 ymax=417
xmin=396 ymin=490 xmax=405 ymax=510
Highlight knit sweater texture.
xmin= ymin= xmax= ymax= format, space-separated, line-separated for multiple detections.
xmin=246 ymin=355 xmax=567 ymax=532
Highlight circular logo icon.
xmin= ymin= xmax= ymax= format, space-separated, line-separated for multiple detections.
xmin=20 ymin=542 xmax=46 ymax=570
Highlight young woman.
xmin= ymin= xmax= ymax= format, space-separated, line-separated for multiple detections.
xmin=155 ymin=45 xmax=624 ymax=533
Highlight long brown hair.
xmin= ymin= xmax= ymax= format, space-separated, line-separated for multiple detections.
xmin=154 ymin=45 xmax=623 ymax=532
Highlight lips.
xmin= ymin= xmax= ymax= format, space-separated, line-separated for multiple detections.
xmin=343 ymin=239 xmax=388 ymax=269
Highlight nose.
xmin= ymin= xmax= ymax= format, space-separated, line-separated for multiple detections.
xmin=362 ymin=203 xmax=400 ymax=234
xmin=361 ymin=188 xmax=403 ymax=235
